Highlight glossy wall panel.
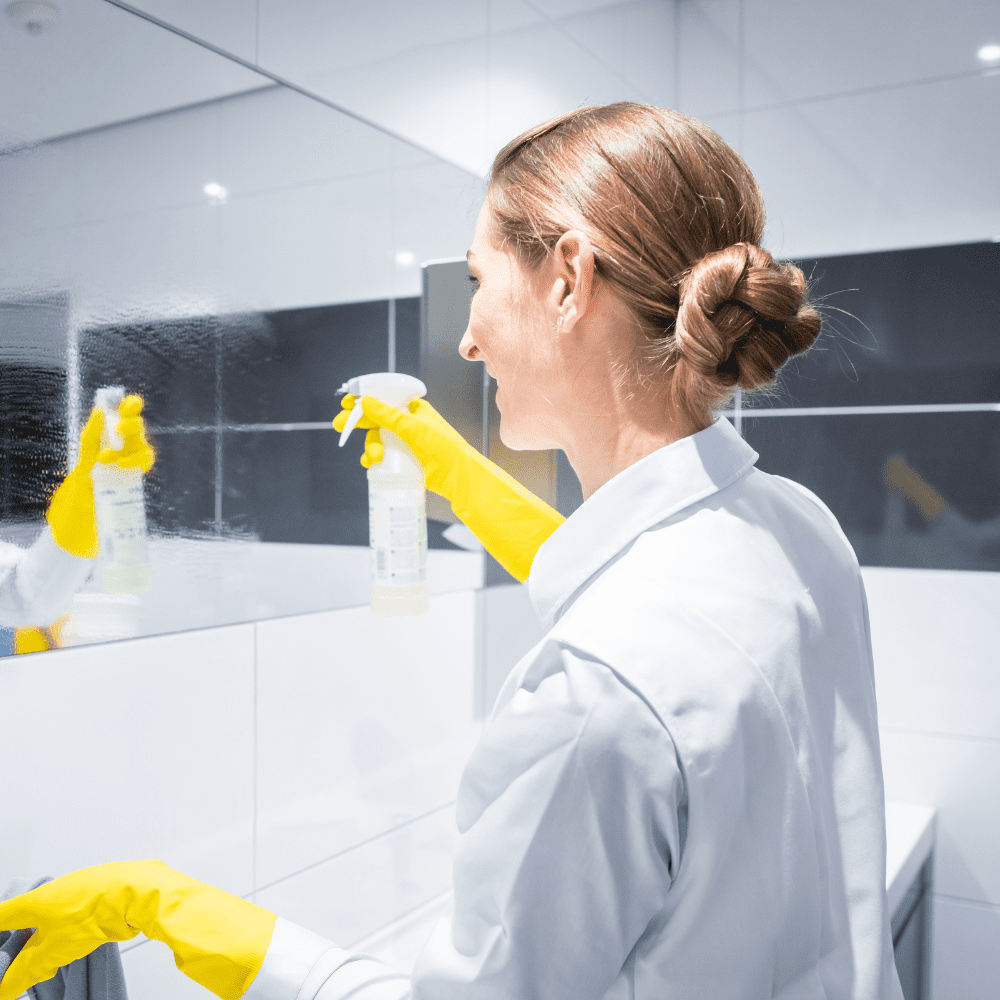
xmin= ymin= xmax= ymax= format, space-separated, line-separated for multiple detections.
xmin=254 ymin=593 xmax=478 ymax=888
xmin=0 ymin=624 xmax=256 ymax=895
xmin=865 ymin=567 xmax=1000 ymax=741
xmin=761 ymin=243 xmax=1000 ymax=408
xmin=743 ymin=411 xmax=1000 ymax=571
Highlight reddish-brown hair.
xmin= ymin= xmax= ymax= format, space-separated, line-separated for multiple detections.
xmin=488 ymin=102 xmax=821 ymax=426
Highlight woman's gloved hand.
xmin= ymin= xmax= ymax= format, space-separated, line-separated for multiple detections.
xmin=0 ymin=860 xmax=275 ymax=1000
xmin=46 ymin=395 xmax=155 ymax=558
xmin=334 ymin=394 xmax=565 ymax=582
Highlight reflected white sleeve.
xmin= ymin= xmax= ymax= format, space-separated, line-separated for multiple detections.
xmin=0 ymin=528 xmax=93 ymax=627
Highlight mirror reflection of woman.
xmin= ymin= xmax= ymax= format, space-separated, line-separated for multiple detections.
xmin=0 ymin=395 xmax=154 ymax=654
xmin=0 ymin=104 xmax=904 ymax=1000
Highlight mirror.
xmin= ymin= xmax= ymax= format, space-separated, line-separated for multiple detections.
xmin=0 ymin=0 xmax=486 ymax=652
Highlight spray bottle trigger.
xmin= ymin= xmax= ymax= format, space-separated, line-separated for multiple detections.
xmin=338 ymin=398 xmax=366 ymax=447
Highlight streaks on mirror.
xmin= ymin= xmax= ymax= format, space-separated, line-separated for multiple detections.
xmin=0 ymin=0 xmax=481 ymax=652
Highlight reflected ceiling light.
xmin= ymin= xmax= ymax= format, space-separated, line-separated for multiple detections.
xmin=203 ymin=182 xmax=228 ymax=204
xmin=5 ymin=1 xmax=60 ymax=35
xmin=395 ymin=250 xmax=416 ymax=266
xmin=978 ymin=43 xmax=1000 ymax=63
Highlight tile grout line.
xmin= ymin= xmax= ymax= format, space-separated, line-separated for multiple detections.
xmin=881 ymin=725 xmax=1000 ymax=746
xmin=933 ymin=892 xmax=1000 ymax=913
xmin=253 ymin=800 xmax=456 ymax=897
xmin=717 ymin=402 xmax=1000 ymax=418
xmin=346 ymin=888 xmax=453 ymax=953
xmin=708 ymin=64 xmax=1000 ymax=121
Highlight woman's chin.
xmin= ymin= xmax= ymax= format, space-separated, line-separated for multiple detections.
xmin=498 ymin=417 xmax=549 ymax=452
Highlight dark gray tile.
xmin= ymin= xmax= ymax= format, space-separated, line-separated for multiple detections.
xmin=743 ymin=411 xmax=1000 ymax=571
xmin=223 ymin=301 xmax=389 ymax=425
xmin=0 ymin=364 xmax=67 ymax=522
xmin=222 ymin=429 xmax=368 ymax=545
xmin=79 ymin=316 xmax=225 ymax=428
xmin=145 ymin=430 xmax=216 ymax=535
xmin=394 ymin=296 xmax=422 ymax=378
xmin=755 ymin=242 xmax=1000 ymax=409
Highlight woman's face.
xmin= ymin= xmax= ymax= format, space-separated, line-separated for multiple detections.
xmin=459 ymin=201 xmax=563 ymax=451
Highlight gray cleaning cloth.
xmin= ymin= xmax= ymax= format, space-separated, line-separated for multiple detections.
xmin=0 ymin=878 xmax=128 ymax=1000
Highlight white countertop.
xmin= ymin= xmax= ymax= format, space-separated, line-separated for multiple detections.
xmin=885 ymin=799 xmax=937 ymax=915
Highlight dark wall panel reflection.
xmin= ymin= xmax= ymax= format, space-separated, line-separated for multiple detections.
xmin=79 ymin=295 xmax=464 ymax=548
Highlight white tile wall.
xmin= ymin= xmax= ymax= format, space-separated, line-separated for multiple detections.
xmin=254 ymin=805 xmax=457 ymax=948
xmin=931 ymin=896 xmax=1000 ymax=1000
xmin=255 ymin=592 xmax=478 ymax=888
xmin=864 ymin=568 xmax=1000 ymax=740
xmin=0 ymin=624 xmax=256 ymax=895
xmin=119 ymin=939 xmax=215 ymax=1000
xmin=3 ymin=580 xmax=482 ymax=995
xmin=865 ymin=566 xmax=1000 ymax=994
xmin=880 ymin=729 xmax=1000 ymax=907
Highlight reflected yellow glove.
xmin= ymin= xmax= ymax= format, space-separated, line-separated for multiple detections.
xmin=46 ymin=395 xmax=156 ymax=558
xmin=0 ymin=860 xmax=275 ymax=1000
xmin=334 ymin=394 xmax=565 ymax=582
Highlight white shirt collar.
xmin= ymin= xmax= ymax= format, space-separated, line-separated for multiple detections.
xmin=528 ymin=417 xmax=759 ymax=627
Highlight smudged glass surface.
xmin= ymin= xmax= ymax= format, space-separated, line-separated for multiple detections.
xmin=0 ymin=0 xmax=482 ymax=651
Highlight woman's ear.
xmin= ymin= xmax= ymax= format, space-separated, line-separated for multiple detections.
xmin=550 ymin=230 xmax=595 ymax=333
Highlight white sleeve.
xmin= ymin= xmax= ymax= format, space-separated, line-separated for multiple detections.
xmin=0 ymin=528 xmax=93 ymax=627
xmin=247 ymin=641 xmax=684 ymax=1000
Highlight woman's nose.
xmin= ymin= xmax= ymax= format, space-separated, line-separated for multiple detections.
xmin=459 ymin=326 xmax=479 ymax=361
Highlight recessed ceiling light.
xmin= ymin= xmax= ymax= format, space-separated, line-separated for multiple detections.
xmin=978 ymin=43 xmax=1000 ymax=63
xmin=5 ymin=1 xmax=60 ymax=35
xmin=394 ymin=250 xmax=416 ymax=267
xmin=203 ymin=183 xmax=228 ymax=204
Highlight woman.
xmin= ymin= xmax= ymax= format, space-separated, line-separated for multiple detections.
xmin=0 ymin=104 xmax=902 ymax=1000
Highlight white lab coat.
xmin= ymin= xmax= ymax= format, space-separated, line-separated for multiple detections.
xmin=0 ymin=527 xmax=93 ymax=628
xmin=246 ymin=416 xmax=903 ymax=1000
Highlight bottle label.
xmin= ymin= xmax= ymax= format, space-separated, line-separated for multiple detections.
xmin=369 ymin=487 xmax=427 ymax=587
xmin=92 ymin=464 xmax=149 ymax=568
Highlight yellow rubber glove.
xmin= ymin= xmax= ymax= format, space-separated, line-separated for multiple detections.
xmin=46 ymin=395 xmax=155 ymax=558
xmin=334 ymin=395 xmax=565 ymax=582
xmin=0 ymin=860 xmax=275 ymax=1000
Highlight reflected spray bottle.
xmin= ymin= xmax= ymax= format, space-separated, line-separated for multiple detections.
xmin=338 ymin=373 xmax=428 ymax=617
xmin=90 ymin=386 xmax=152 ymax=595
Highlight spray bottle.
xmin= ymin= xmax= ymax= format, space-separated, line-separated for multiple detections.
xmin=338 ymin=373 xmax=428 ymax=617
xmin=90 ymin=386 xmax=151 ymax=595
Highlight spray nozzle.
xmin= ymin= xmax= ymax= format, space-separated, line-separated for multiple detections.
xmin=337 ymin=373 xmax=427 ymax=448
xmin=94 ymin=386 xmax=126 ymax=451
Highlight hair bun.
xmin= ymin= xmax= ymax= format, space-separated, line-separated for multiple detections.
xmin=676 ymin=243 xmax=821 ymax=390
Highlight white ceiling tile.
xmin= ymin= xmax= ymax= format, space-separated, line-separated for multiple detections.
xmin=256 ymin=0 xmax=490 ymax=174
xmin=0 ymin=0 xmax=266 ymax=148
xmin=257 ymin=0 xmax=490 ymax=78
xmin=115 ymin=0 xmax=258 ymax=64
xmin=487 ymin=11 xmax=645 ymax=165
xmin=526 ymin=0 xmax=633 ymax=19
xmin=536 ymin=0 xmax=675 ymax=106
xmin=676 ymin=0 xmax=741 ymax=119
xmin=744 ymin=0 xmax=1000 ymax=109
xmin=736 ymin=73 xmax=1000 ymax=260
